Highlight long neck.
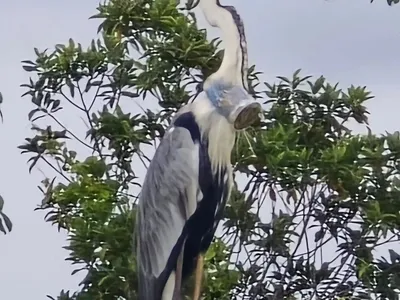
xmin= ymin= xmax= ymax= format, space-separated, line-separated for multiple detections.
xmin=201 ymin=110 xmax=236 ymax=172
xmin=200 ymin=0 xmax=249 ymax=91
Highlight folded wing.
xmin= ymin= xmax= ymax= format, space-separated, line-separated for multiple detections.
xmin=137 ymin=125 xmax=200 ymax=299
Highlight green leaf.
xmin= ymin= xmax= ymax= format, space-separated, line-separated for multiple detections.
xmin=0 ymin=212 xmax=12 ymax=232
xmin=0 ymin=219 xmax=6 ymax=234
xmin=121 ymin=91 xmax=139 ymax=98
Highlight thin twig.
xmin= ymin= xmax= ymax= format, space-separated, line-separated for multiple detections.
xmin=41 ymin=156 xmax=71 ymax=183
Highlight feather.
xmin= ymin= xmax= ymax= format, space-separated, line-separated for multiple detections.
xmin=137 ymin=124 xmax=200 ymax=299
xmin=137 ymin=97 xmax=235 ymax=299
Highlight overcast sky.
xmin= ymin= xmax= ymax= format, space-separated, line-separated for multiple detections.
xmin=0 ymin=0 xmax=399 ymax=299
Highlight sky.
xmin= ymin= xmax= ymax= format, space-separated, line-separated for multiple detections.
xmin=0 ymin=0 xmax=399 ymax=299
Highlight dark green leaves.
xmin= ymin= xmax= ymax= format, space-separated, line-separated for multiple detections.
xmin=0 ymin=195 xmax=12 ymax=234
xmin=371 ymin=0 xmax=400 ymax=5
xmin=0 ymin=91 xmax=3 ymax=122
xmin=0 ymin=101 xmax=12 ymax=235
xmin=17 ymin=0 xmax=400 ymax=299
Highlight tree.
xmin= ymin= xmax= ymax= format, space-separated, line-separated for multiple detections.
xmin=18 ymin=0 xmax=400 ymax=299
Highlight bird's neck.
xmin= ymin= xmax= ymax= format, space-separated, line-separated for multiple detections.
xmin=200 ymin=2 xmax=248 ymax=90
xmin=204 ymin=114 xmax=235 ymax=173
xmin=190 ymin=98 xmax=236 ymax=172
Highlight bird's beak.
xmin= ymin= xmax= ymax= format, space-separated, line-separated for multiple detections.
xmin=216 ymin=86 xmax=264 ymax=130
xmin=186 ymin=0 xmax=200 ymax=10
xmin=230 ymin=101 xmax=263 ymax=130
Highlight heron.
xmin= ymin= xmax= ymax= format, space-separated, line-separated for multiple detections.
xmin=136 ymin=0 xmax=263 ymax=299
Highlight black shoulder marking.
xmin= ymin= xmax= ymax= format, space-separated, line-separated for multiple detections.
xmin=173 ymin=112 xmax=201 ymax=142
xmin=164 ymin=111 xmax=231 ymax=285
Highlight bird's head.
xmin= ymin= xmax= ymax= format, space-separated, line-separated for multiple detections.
xmin=187 ymin=0 xmax=220 ymax=27
xmin=189 ymin=0 xmax=264 ymax=130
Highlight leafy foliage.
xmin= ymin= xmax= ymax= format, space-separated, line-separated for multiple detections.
xmin=18 ymin=0 xmax=400 ymax=299
xmin=0 ymin=91 xmax=3 ymax=122
xmin=371 ymin=0 xmax=400 ymax=5
xmin=0 ymin=93 xmax=13 ymax=235
xmin=0 ymin=194 xmax=12 ymax=235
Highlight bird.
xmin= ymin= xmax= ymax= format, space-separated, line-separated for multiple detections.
xmin=136 ymin=0 xmax=263 ymax=299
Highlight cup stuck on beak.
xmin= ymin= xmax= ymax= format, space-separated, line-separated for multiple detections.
xmin=232 ymin=101 xmax=263 ymax=130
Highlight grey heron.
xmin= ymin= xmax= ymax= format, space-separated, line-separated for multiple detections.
xmin=136 ymin=0 xmax=263 ymax=299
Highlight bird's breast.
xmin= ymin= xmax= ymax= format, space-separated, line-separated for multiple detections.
xmin=172 ymin=110 xmax=234 ymax=279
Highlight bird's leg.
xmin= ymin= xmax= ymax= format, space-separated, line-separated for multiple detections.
xmin=192 ymin=254 xmax=204 ymax=300
xmin=172 ymin=248 xmax=184 ymax=300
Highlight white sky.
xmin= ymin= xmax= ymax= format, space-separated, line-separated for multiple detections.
xmin=0 ymin=0 xmax=400 ymax=299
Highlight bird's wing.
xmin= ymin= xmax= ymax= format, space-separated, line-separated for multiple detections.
xmin=137 ymin=126 xmax=200 ymax=299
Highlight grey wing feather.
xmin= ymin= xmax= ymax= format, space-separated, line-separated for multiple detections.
xmin=137 ymin=127 xmax=199 ymax=299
